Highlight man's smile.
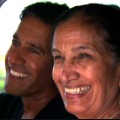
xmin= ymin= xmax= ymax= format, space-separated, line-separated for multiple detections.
xmin=10 ymin=69 xmax=28 ymax=78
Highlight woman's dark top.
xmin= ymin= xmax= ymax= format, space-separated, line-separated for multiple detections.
xmin=0 ymin=93 xmax=76 ymax=119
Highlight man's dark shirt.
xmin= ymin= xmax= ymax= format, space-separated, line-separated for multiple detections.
xmin=0 ymin=93 xmax=76 ymax=119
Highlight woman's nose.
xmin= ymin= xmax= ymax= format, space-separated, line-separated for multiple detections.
xmin=60 ymin=62 xmax=79 ymax=83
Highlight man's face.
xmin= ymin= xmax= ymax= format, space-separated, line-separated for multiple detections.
xmin=5 ymin=16 xmax=55 ymax=97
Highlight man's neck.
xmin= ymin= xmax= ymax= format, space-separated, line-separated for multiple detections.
xmin=21 ymin=89 xmax=58 ymax=119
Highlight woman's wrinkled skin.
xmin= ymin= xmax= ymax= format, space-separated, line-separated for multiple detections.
xmin=52 ymin=18 xmax=120 ymax=118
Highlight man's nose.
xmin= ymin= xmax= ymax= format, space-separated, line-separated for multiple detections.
xmin=7 ymin=49 xmax=25 ymax=66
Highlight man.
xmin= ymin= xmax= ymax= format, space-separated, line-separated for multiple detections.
xmin=0 ymin=2 xmax=76 ymax=119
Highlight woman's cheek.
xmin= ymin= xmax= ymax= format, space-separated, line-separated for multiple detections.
xmin=52 ymin=66 xmax=60 ymax=83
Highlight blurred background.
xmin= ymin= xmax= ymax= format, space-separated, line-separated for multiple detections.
xmin=0 ymin=0 xmax=120 ymax=92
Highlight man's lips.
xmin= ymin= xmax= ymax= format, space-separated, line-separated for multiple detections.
xmin=10 ymin=69 xmax=28 ymax=78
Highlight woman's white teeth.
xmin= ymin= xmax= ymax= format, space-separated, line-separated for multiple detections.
xmin=10 ymin=69 xmax=28 ymax=78
xmin=65 ymin=86 xmax=91 ymax=94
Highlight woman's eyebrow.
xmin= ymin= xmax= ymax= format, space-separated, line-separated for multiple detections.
xmin=72 ymin=45 xmax=95 ymax=52
xmin=52 ymin=48 xmax=61 ymax=54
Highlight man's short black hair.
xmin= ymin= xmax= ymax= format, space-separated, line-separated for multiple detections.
xmin=20 ymin=2 xmax=69 ymax=25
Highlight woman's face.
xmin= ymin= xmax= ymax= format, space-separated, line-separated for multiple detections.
xmin=52 ymin=18 xmax=120 ymax=118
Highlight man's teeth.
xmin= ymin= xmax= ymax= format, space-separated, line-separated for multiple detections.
xmin=10 ymin=69 xmax=28 ymax=78
xmin=65 ymin=86 xmax=91 ymax=94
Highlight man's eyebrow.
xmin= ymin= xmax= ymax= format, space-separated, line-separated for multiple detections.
xmin=29 ymin=43 xmax=45 ymax=54
xmin=72 ymin=45 xmax=95 ymax=52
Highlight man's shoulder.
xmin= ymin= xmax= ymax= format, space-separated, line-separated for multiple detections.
xmin=0 ymin=93 xmax=23 ymax=118
xmin=0 ymin=93 xmax=19 ymax=101
xmin=0 ymin=92 xmax=14 ymax=98
xmin=0 ymin=93 xmax=22 ymax=107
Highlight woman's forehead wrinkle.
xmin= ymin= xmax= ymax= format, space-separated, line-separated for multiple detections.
xmin=71 ymin=45 xmax=96 ymax=52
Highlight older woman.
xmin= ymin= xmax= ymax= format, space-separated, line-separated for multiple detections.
xmin=52 ymin=3 xmax=120 ymax=119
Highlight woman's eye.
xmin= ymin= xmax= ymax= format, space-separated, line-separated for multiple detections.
xmin=53 ymin=55 xmax=64 ymax=63
xmin=12 ymin=39 xmax=20 ymax=46
xmin=76 ymin=53 xmax=92 ymax=60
